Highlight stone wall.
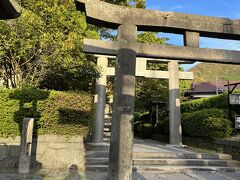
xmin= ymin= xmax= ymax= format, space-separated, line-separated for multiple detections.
xmin=183 ymin=137 xmax=240 ymax=160
xmin=0 ymin=135 xmax=85 ymax=172
xmin=152 ymin=134 xmax=240 ymax=160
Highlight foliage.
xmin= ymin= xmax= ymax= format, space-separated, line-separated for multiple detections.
xmin=135 ymin=77 xmax=168 ymax=110
xmin=0 ymin=88 xmax=93 ymax=138
xmin=137 ymin=32 xmax=168 ymax=44
xmin=157 ymin=118 xmax=169 ymax=135
xmin=179 ymin=80 xmax=191 ymax=98
xmin=189 ymin=63 xmax=240 ymax=82
xmin=104 ymin=0 xmax=146 ymax=8
xmin=134 ymin=112 xmax=142 ymax=122
xmin=182 ymin=109 xmax=232 ymax=140
xmin=0 ymin=0 xmax=100 ymax=91
xmin=181 ymin=93 xmax=228 ymax=113
xmin=142 ymin=123 xmax=152 ymax=128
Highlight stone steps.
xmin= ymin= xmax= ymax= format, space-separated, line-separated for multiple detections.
xmin=85 ymin=165 xmax=240 ymax=173
xmin=85 ymin=119 xmax=240 ymax=173
xmin=85 ymin=150 xmax=240 ymax=173
xmin=86 ymin=157 xmax=239 ymax=167
xmin=86 ymin=151 xmax=232 ymax=160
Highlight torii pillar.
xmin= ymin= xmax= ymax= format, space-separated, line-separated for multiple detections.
xmin=168 ymin=61 xmax=182 ymax=145
xmin=168 ymin=31 xmax=199 ymax=146
xmin=108 ymin=23 xmax=137 ymax=180
xmin=92 ymin=56 xmax=108 ymax=143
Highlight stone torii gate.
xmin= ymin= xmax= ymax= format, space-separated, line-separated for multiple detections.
xmin=92 ymin=55 xmax=194 ymax=145
xmin=76 ymin=0 xmax=240 ymax=179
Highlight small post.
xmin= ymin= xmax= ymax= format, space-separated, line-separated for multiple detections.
xmin=18 ymin=118 xmax=34 ymax=174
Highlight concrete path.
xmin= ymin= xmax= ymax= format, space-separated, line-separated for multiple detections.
xmin=0 ymin=171 xmax=239 ymax=180
xmin=133 ymin=138 xmax=193 ymax=153
xmin=104 ymin=133 xmax=193 ymax=154
xmin=86 ymin=171 xmax=240 ymax=180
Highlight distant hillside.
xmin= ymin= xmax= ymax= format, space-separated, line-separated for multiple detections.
xmin=189 ymin=63 xmax=240 ymax=82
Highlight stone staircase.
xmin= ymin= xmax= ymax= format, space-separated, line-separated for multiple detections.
xmin=85 ymin=147 xmax=240 ymax=173
xmin=85 ymin=113 xmax=240 ymax=173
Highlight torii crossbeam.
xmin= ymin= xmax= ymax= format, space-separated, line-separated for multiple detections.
xmin=84 ymin=38 xmax=240 ymax=64
xmin=75 ymin=0 xmax=240 ymax=179
xmin=76 ymin=0 xmax=240 ymax=40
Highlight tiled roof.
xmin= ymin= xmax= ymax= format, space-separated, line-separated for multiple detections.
xmin=185 ymin=81 xmax=240 ymax=94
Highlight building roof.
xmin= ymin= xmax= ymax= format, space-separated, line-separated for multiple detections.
xmin=0 ymin=0 xmax=21 ymax=20
xmin=185 ymin=81 xmax=240 ymax=95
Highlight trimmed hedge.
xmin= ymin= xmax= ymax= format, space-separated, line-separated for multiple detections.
xmin=182 ymin=109 xmax=232 ymax=140
xmin=181 ymin=93 xmax=228 ymax=113
xmin=0 ymin=88 xmax=93 ymax=138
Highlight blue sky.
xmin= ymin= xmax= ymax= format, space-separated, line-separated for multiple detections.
xmin=146 ymin=0 xmax=240 ymax=70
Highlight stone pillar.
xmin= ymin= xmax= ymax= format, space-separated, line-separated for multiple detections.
xmin=92 ymin=56 xmax=108 ymax=143
xmin=108 ymin=22 xmax=137 ymax=180
xmin=168 ymin=61 xmax=182 ymax=146
xmin=18 ymin=118 xmax=34 ymax=174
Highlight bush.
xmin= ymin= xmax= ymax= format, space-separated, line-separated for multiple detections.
xmin=157 ymin=118 xmax=169 ymax=135
xmin=134 ymin=112 xmax=142 ymax=123
xmin=143 ymin=123 xmax=152 ymax=128
xmin=181 ymin=93 xmax=228 ymax=113
xmin=0 ymin=88 xmax=93 ymax=138
xmin=139 ymin=112 xmax=150 ymax=123
xmin=182 ymin=109 xmax=232 ymax=140
xmin=142 ymin=123 xmax=153 ymax=139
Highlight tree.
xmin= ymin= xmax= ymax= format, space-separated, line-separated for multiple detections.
xmin=104 ymin=0 xmax=146 ymax=8
xmin=0 ymin=0 xmax=100 ymax=91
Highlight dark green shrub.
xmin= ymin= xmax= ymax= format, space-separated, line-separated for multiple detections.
xmin=181 ymin=93 xmax=228 ymax=113
xmin=139 ymin=112 xmax=150 ymax=123
xmin=143 ymin=123 xmax=152 ymax=128
xmin=182 ymin=109 xmax=232 ymax=140
xmin=142 ymin=123 xmax=153 ymax=139
xmin=157 ymin=118 xmax=169 ymax=135
xmin=134 ymin=112 xmax=142 ymax=122
xmin=0 ymin=88 xmax=93 ymax=138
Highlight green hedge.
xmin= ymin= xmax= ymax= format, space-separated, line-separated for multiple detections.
xmin=182 ymin=109 xmax=232 ymax=140
xmin=181 ymin=93 xmax=228 ymax=113
xmin=0 ymin=88 xmax=93 ymax=138
xmin=157 ymin=118 xmax=169 ymax=135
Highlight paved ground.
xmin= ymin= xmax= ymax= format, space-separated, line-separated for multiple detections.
xmin=86 ymin=172 xmax=240 ymax=180
xmin=133 ymin=138 xmax=194 ymax=153
xmin=0 ymin=171 xmax=240 ymax=180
